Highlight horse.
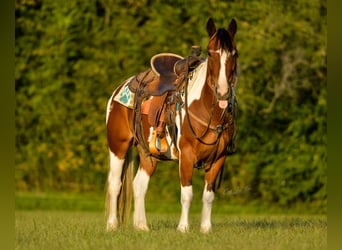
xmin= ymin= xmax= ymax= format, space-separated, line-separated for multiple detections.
xmin=105 ymin=17 xmax=238 ymax=233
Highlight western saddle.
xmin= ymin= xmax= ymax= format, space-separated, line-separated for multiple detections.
xmin=128 ymin=46 xmax=203 ymax=156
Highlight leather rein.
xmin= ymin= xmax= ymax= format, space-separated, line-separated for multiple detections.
xmin=183 ymin=60 xmax=236 ymax=147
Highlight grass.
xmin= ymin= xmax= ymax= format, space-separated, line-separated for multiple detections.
xmin=15 ymin=192 xmax=105 ymax=211
xmin=15 ymin=191 xmax=324 ymax=215
xmin=15 ymin=192 xmax=327 ymax=249
xmin=15 ymin=210 xmax=327 ymax=250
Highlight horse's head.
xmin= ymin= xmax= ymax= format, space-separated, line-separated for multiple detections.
xmin=206 ymin=18 xmax=238 ymax=109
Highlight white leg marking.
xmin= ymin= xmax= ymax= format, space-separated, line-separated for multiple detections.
xmin=200 ymin=182 xmax=215 ymax=233
xmin=177 ymin=185 xmax=193 ymax=233
xmin=106 ymin=151 xmax=124 ymax=231
xmin=133 ymin=168 xmax=150 ymax=231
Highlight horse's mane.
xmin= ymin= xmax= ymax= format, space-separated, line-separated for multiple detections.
xmin=215 ymin=28 xmax=234 ymax=52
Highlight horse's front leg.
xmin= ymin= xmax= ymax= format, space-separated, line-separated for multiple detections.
xmin=133 ymin=154 xmax=157 ymax=231
xmin=201 ymin=156 xmax=226 ymax=233
xmin=177 ymin=149 xmax=194 ymax=233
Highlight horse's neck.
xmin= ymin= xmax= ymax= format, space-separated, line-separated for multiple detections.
xmin=187 ymin=59 xmax=209 ymax=103
xmin=186 ymin=59 xmax=225 ymax=122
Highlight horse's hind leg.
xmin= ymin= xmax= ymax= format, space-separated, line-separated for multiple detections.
xmin=133 ymin=149 xmax=157 ymax=231
xmin=106 ymin=150 xmax=125 ymax=231
xmin=106 ymin=98 xmax=133 ymax=231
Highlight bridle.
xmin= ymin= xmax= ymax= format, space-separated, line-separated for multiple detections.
xmin=180 ymin=48 xmax=237 ymax=172
xmin=183 ymin=48 xmax=238 ymax=145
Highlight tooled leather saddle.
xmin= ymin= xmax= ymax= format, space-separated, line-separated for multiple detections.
xmin=128 ymin=46 xmax=203 ymax=156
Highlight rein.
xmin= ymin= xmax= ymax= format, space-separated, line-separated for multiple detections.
xmin=182 ymin=60 xmax=236 ymax=173
xmin=184 ymin=78 xmax=218 ymax=146
xmin=183 ymin=66 xmax=231 ymax=146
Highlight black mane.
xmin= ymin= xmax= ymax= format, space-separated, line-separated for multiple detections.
xmin=216 ymin=28 xmax=233 ymax=52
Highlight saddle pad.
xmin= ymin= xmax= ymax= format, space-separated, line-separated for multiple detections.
xmin=113 ymin=77 xmax=135 ymax=109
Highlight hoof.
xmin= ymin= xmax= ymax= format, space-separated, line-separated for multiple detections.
xmin=177 ymin=224 xmax=189 ymax=233
xmin=200 ymin=225 xmax=212 ymax=234
xmin=134 ymin=223 xmax=150 ymax=231
xmin=106 ymin=221 xmax=118 ymax=232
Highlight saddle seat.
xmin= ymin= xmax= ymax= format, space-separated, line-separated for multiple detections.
xmin=128 ymin=47 xmax=202 ymax=97
xmin=152 ymin=53 xmax=183 ymax=80
xmin=134 ymin=53 xmax=184 ymax=96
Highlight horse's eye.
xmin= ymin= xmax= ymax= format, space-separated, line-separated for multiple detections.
xmin=207 ymin=51 xmax=211 ymax=57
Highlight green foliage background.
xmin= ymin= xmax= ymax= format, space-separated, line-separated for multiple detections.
xmin=15 ymin=0 xmax=327 ymax=212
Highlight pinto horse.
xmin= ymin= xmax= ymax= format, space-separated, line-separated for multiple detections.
xmin=106 ymin=18 xmax=238 ymax=233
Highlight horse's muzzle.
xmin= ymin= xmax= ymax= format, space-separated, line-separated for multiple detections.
xmin=214 ymin=86 xmax=229 ymax=109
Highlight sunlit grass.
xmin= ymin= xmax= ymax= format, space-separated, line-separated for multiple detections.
xmin=15 ymin=211 xmax=326 ymax=250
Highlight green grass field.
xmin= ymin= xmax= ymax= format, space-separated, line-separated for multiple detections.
xmin=15 ymin=210 xmax=326 ymax=250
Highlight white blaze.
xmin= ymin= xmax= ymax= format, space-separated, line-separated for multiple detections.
xmin=217 ymin=50 xmax=228 ymax=97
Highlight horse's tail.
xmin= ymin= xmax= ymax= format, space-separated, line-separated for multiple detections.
xmin=105 ymin=146 xmax=134 ymax=227
xmin=118 ymin=146 xmax=134 ymax=226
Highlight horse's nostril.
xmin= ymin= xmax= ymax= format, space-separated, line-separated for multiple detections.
xmin=215 ymin=87 xmax=229 ymax=101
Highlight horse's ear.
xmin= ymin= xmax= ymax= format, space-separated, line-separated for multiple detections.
xmin=207 ymin=18 xmax=216 ymax=37
xmin=227 ymin=18 xmax=237 ymax=39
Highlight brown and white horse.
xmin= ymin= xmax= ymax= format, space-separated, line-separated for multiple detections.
xmin=105 ymin=18 xmax=238 ymax=233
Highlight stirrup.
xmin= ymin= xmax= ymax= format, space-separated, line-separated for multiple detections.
xmin=149 ymin=130 xmax=168 ymax=154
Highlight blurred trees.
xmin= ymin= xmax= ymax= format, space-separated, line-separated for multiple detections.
xmin=15 ymin=0 xmax=326 ymax=211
